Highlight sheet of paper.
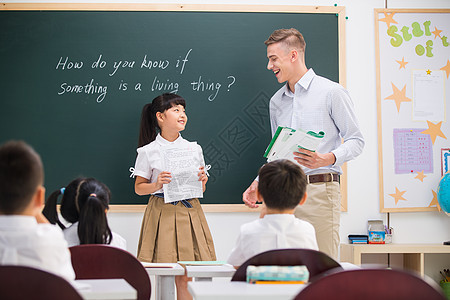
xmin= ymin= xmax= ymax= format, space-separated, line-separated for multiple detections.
xmin=393 ymin=128 xmax=433 ymax=174
xmin=412 ymin=70 xmax=446 ymax=122
xmin=160 ymin=143 xmax=203 ymax=203
xmin=442 ymin=148 xmax=450 ymax=176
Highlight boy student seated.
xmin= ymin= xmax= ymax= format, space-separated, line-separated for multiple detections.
xmin=0 ymin=140 xmax=75 ymax=281
xmin=227 ymin=159 xmax=318 ymax=266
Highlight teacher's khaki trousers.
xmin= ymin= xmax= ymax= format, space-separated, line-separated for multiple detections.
xmin=294 ymin=181 xmax=341 ymax=260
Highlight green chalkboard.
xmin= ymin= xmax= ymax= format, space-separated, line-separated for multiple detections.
xmin=0 ymin=6 xmax=341 ymax=206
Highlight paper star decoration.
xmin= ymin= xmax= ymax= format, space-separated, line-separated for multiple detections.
xmin=428 ymin=190 xmax=441 ymax=211
xmin=432 ymin=27 xmax=443 ymax=39
xmin=396 ymin=57 xmax=408 ymax=69
xmin=441 ymin=59 xmax=450 ymax=79
xmin=426 ymin=69 xmax=432 ymax=75
xmin=389 ymin=187 xmax=407 ymax=205
xmin=379 ymin=12 xmax=398 ymax=28
xmin=415 ymin=171 xmax=426 ymax=182
xmin=421 ymin=121 xmax=447 ymax=144
xmin=384 ymin=83 xmax=411 ymax=113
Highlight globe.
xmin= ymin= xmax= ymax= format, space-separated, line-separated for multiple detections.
xmin=437 ymin=172 xmax=450 ymax=214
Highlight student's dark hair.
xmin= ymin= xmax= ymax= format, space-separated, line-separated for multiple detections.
xmin=0 ymin=140 xmax=43 ymax=214
xmin=258 ymin=159 xmax=307 ymax=210
xmin=43 ymin=177 xmax=113 ymax=245
xmin=138 ymin=93 xmax=186 ymax=147
xmin=76 ymin=178 xmax=112 ymax=245
xmin=43 ymin=177 xmax=85 ymax=229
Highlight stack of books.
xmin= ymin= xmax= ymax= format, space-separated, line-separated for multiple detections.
xmin=246 ymin=265 xmax=309 ymax=284
xmin=348 ymin=235 xmax=368 ymax=244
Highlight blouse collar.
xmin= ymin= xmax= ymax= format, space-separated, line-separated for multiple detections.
xmin=155 ymin=133 xmax=183 ymax=145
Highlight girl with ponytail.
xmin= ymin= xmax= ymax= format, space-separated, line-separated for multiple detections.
xmin=133 ymin=93 xmax=216 ymax=300
xmin=43 ymin=177 xmax=127 ymax=250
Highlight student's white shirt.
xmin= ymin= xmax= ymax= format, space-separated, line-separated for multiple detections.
xmin=133 ymin=133 xmax=205 ymax=194
xmin=63 ymin=222 xmax=127 ymax=251
xmin=227 ymin=214 xmax=319 ymax=266
xmin=0 ymin=215 xmax=76 ymax=281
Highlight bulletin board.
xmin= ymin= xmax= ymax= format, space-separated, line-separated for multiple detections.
xmin=375 ymin=9 xmax=450 ymax=212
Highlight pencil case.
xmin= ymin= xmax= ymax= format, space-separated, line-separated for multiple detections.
xmin=246 ymin=265 xmax=309 ymax=284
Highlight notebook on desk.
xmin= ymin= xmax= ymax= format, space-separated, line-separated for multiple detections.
xmin=177 ymin=261 xmax=228 ymax=266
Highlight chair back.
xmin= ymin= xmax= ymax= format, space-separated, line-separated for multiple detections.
xmin=70 ymin=244 xmax=151 ymax=300
xmin=231 ymin=248 xmax=342 ymax=282
xmin=0 ymin=265 xmax=82 ymax=300
xmin=295 ymin=268 xmax=447 ymax=300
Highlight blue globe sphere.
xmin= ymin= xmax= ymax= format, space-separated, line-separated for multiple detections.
xmin=437 ymin=172 xmax=450 ymax=213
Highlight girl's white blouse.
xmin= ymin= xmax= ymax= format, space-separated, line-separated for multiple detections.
xmin=133 ymin=133 xmax=205 ymax=194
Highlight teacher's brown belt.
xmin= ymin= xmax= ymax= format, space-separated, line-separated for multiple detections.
xmin=307 ymin=173 xmax=340 ymax=184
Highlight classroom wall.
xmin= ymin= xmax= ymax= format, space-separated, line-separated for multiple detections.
xmin=4 ymin=0 xmax=449 ymax=277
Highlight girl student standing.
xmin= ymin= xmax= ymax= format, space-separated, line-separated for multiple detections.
xmin=132 ymin=93 xmax=216 ymax=300
xmin=43 ymin=177 xmax=127 ymax=250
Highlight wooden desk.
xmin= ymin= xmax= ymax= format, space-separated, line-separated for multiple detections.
xmin=185 ymin=264 xmax=236 ymax=281
xmin=74 ymin=279 xmax=137 ymax=300
xmin=340 ymin=243 xmax=450 ymax=276
xmin=188 ymin=281 xmax=306 ymax=300
xmin=143 ymin=263 xmax=185 ymax=300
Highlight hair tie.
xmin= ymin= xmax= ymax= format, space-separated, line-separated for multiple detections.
xmin=89 ymin=193 xmax=97 ymax=197
xmin=60 ymin=187 xmax=65 ymax=195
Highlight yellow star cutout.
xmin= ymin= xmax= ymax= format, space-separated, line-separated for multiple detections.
xmin=389 ymin=187 xmax=407 ymax=205
xmin=441 ymin=59 xmax=450 ymax=79
xmin=432 ymin=27 xmax=443 ymax=39
xmin=428 ymin=190 xmax=441 ymax=211
xmin=415 ymin=171 xmax=426 ymax=182
xmin=384 ymin=82 xmax=411 ymax=113
xmin=421 ymin=120 xmax=447 ymax=144
xmin=426 ymin=69 xmax=432 ymax=75
xmin=379 ymin=12 xmax=398 ymax=29
xmin=396 ymin=57 xmax=408 ymax=69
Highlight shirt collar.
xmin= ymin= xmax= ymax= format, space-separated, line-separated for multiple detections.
xmin=0 ymin=215 xmax=37 ymax=228
xmin=262 ymin=214 xmax=296 ymax=220
xmin=283 ymin=68 xmax=316 ymax=96
xmin=155 ymin=133 xmax=183 ymax=145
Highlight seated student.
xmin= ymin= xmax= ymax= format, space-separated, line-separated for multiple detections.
xmin=0 ymin=140 xmax=75 ymax=281
xmin=227 ymin=159 xmax=318 ymax=266
xmin=43 ymin=177 xmax=127 ymax=250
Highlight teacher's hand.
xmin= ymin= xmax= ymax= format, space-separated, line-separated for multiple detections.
xmin=242 ymin=180 xmax=259 ymax=208
xmin=293 ymin=148 xmax=336 ymax=169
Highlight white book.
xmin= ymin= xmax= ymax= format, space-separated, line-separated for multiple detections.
xmin=264 ymin=126 xmax=325 ymax=163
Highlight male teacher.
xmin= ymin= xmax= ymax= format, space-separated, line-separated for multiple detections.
xmin=243 ymin=28 xmax=364 ymax=259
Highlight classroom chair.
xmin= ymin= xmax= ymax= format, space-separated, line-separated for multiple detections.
xmin=294 ymin=268 xmax=447 ymax=300
xmin=0 ymin=265 xmax=83 ymax=300
xmin=69 ymin=244 xmax=151 ymax=300
xmin=231 ymin=248 xmax=342 ymax=282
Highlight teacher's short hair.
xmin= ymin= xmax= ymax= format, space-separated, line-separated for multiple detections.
xmin=264 ymin=28 xmax=306 ymax=52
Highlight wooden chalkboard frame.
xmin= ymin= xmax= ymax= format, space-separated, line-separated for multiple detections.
xmin=1 ymin=3 xmax=347 ymax=213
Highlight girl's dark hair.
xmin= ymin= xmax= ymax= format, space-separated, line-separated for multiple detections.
xmin=138 ymin=93 xmax=186 ymax=147
xmin=75 ymin=178 xmax=112 ymax=245
xmin=43 ymin=177 xmax=113 ymax=245
xmin=43 ymin=177 xmax=85 ymax=229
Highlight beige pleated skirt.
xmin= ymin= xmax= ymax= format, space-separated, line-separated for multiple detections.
xmin=137 ymin=195 xmax=216 ymax=263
